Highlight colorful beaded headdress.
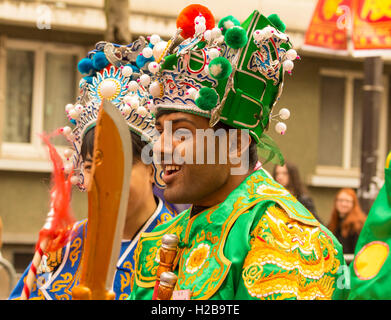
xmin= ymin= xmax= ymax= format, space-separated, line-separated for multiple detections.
xmin=146 ymin=4 xmax=298 ymax=164
xmin=61 ymin=38 xmax=166 ymax=189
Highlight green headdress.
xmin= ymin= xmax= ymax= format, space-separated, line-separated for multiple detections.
xmin=147 ymin=4 xmax=298 ymax=164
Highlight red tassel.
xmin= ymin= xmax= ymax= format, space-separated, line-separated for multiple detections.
xmin=36 ymin=129 xmax=75 ymax=253
xmin=176 ymin=4 xmax=215 ymax=39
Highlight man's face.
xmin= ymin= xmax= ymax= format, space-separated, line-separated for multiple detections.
xmin=154 ymin=112 xmax=231 ymax=205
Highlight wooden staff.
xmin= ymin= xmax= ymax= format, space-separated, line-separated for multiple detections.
xmin=152 ymin=233 xmax=179 ymax=300
xmin=156 ymin=271 xmax=178 ymax=300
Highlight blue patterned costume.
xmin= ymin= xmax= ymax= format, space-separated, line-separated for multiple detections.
xmin=9 ymin=195 xmax=178 ymax=300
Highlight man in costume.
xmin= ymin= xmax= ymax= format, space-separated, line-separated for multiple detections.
xmin=129 ymin=4 xmax=349 ymax=300
xmin=9 ymin=38 xmax=181 ymax=300
xmin=348 ymin=151 xmax=391 ymax=299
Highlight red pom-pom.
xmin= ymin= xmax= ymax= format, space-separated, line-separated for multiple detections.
xmin=176 ymin=4 xmax=215 ymax=39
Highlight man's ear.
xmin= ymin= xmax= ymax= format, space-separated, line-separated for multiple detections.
xmin=228 ymin=129 xmax=251 ymax=159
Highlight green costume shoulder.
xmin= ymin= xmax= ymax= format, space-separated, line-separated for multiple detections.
xmin=129 ymin=170 xmax=348 ymax=300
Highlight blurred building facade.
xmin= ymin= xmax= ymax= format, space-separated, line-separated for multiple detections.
xmin=0 ymin=0 xmax=390 ymax=293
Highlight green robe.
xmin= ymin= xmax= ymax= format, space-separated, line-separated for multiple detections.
xmin=129 ymin=169 xmax=349 ymax=300
xmin=348 ymin=159 xmax=391 ymax=299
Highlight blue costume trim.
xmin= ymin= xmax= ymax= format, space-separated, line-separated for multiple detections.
xmin=9 ymin=195 xmax=178 ymax=300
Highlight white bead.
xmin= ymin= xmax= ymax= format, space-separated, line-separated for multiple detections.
xmin=224 ymin=20 xmax=235 ymax=30
xmin=204 ymin=30 xmax=212 ymax=42
xmin=262 ymin=26 xmax=276 ymax=38
xmin=137 ymin=106 xmax=148 ymax=116
xmin=129 ymin=97 xmax=140 ymax=108
xmin=74 ymin=104 xmax=83 ymax=113
xmin=121 ymin=65 xmax=133 ymax=77
xmin=148 ymin=62 xmax=160 ymax=74
xmin=142 ymin=47 xmax=153 ymax=59
xmin=286 ymin=49 xmax=297 ymax=61
xmin=150 ymin=34 xmax=161 ymax=45
xmin=65 ymin=103 xmax=74 ymax=112
xmin=283 ymin=60 xmax=294 ymax=72
xmin=64 ymin=163 xmax=73 ymax=174
xmin=211 ymin=27 xmax=222 ymax=39
xmin=149 ymin=81 xmax=161 ymax=97
xmin=148 ymin=102 xmax=156 ymax=113
xmin=70 ymin=175 xmax=79 ymax=185
xmin=253 ymin=29 xmax=265 ymax=42
xmin=123 ymin=95 xmax=133 ymax=105
xmin=140 ymin=74 xmax=151 ymax=87
xmin=128 ymin=80 xmax=139 ymax=92
xmin=122 ymin=105 xmax=132 ymax=116
xmin=208 ymin=48 xmax=220 ymax=60
xmin=194 ymin=15 xmax=206 ymax=25
xmin=275 ymin=122 xmax=287 ymax=135
xmin=186 ymin=88 xmax=198 ymax=100
xmin=64 ymin=149 xmax=73 ymax=158
xmin=204 ymin=64 xmax=209 ymax=75
xmin=195 ymin=22 xmax=206 ymax=34
xmin=69 ymin=109 xmax=80 ymax=120
xmin=99 ymin=79 xmax=118 ymax=99
xmin=279 ymin=108 xmax=290 ymax=120
xmin=62 ymin=126 xmax=72 ymax=136
xmin=153 ymin=41 xmax=168 ymax=60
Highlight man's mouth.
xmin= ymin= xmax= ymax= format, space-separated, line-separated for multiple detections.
xmin=162 ymin=164 xmax=182 ymax=183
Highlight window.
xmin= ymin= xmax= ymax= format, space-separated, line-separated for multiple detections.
xmin=311 ymin=69 xmax=388 ymax=188
xmin=0 ymin=39 xmax=84 ymax=171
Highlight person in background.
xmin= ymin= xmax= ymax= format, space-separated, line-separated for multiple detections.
xmin=327 ymin=188 xmax=367 ymax=254
xmin=273 ymin=162 xmax=320 ymax=222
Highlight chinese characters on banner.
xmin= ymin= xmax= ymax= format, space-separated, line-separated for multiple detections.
xmin=304 ymin=0 xmax=391 ymax=55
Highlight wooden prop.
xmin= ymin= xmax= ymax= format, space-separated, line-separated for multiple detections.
xmin=72 ymin=100 xmax=132 ymax=300
xmin=156 ymin=271 xmax=178 ymax=300
xmin=152 ymin=234 xmax=179 ymax=300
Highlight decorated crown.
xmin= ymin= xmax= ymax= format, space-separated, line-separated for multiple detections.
xmin=146 ymin=4 xmax=299 ymax=164
xmin=60 ymin=38 xmax=166 ymax=189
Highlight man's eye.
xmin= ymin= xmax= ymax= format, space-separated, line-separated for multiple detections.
xmin=174 ymin=129 xmax=192 ymax=140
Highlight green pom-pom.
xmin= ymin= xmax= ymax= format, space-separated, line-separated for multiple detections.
xmin=225 ymin=26 xmax=248 ymax=49
xmin=197 ymin=41 xmax=207 ymax=49
xmin=268 ymin=14 xmax=286 ymax=33
xmin=208 ymin=57 xmax=232 ymax=80
xmin=195 ymin=87 xmax=218 ymax=111
xmin=218 ymin=15 xmax=241 ymax=35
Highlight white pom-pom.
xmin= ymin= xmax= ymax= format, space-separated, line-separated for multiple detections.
xmin=211 ymin=27 xmax=222 ymax=39
xmin=64 ymin=149 xmax=73 ymax=159
xmin=279 ymin=108 xmax=290 ymax=120
xmin=142 ymin=47 xmax=153 ymax=59
xmin=123 ymin=95 xmax=133 ymax=105
xmin=208 ymin=48 xmax=220 ymax=60
xmin=204 ymin=30 xmax=212 ymax=42
xmin=62 ymin=126 xmax=72 ymax=136
xmin=286 ymin=49 xmax=297 ymax=61
xmin=283 ymin=60 xmax=294 ymax=72
xmin=209 ymin=63 xmax=223 ymax=78
xmin=128 ymin=80 xmax=139 ymax=92
xmin=186 ymin=88 xmax=198 ymax=100
xmin=149 ymin=81 xmax=161 ymax=97
xmin=99 ymin=79 xmax=118 ymax=99
xmin=65 ymin=103 xmax=74 ymax=113
xmin=140 ymin=74 xmax=151 ymax=87
xmin=137 ymin=106 xmax=148 ymax=117
xmin=121 ymin=65 xmax=133 ymax=77
xmin=74 ymin=104 xmax=83 ymax=113
xmin=153 ymin=41 xmax=168 ymax=60
xmin=275 ymin=122 xmax=287 ymax=135
xmin=215 ymin=35 xmax=225 ymax=44
xmin=122 ymin=105 xmax=132 ymax=116
xmin=194 ymin=15 xmax=206 ymax=25
xmin=150 ymin=34 xmax=161 ymax=45
xmin=148 ymin=62 xmax=160 ymax=74
xmin=70 ymin=175 xmax=79 ymax=185
xmin=148 ymin=101 xmax=156 ymax=113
